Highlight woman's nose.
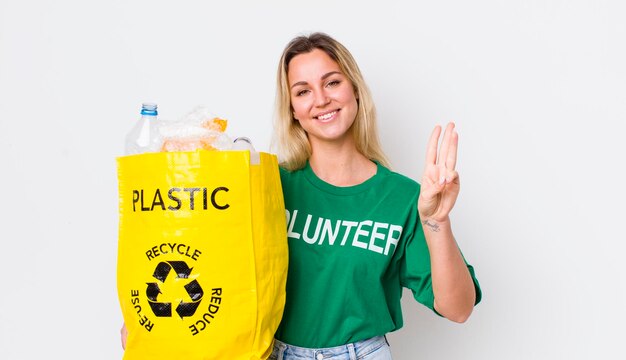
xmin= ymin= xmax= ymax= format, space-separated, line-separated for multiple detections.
xmin=314 ymin=90 xmax=330 ymax=107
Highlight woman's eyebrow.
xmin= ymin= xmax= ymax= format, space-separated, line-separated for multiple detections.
xmin=321 ymin=71 xmax=341 ymax=80
xmin=290 ymin=71 xmax=342 ymax=89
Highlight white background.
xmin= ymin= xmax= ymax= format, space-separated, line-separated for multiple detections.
xmin=1 ymin=0 xmax=625 ymax=359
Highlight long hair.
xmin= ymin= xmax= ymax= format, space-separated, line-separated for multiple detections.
xmin=272 ymin=32 xmax=391 ymax=171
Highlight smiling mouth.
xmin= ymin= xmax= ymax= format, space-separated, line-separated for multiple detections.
xmin=315 ymin=110 xmax=338 ymax=121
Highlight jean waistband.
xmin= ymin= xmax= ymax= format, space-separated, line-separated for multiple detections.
xmin=273 ymin=335 xmax=388 ymax=359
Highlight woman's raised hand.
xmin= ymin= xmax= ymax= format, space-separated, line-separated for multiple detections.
xmin=417 ymin=122 xmax=460 ymax=224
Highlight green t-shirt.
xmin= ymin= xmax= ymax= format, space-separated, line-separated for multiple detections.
xmin=274 ymin=162 xmax=481 ymax=348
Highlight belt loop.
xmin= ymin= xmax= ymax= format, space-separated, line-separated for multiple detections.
xmin=277 ymin=343 xmax=286 ymax=360
xmin=347 ymin=342 xmax=357 ymax=360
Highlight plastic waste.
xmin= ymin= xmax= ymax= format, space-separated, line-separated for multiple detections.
xmin=159 ymin=106 xmax=232 ymax=152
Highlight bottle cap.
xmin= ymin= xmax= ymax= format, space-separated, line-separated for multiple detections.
xmin=141 ymin=102 xmax=158 ymax=116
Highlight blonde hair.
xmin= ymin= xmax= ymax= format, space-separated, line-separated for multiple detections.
xmin=272 ymin=32 xmax=391 ymax=171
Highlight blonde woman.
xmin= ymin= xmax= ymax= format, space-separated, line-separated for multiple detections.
xmin=269 ymin=32 xmax=481 ymax=359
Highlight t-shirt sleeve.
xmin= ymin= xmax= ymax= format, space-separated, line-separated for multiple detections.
xmin=399 ymin=215 xmax=437 ymax=312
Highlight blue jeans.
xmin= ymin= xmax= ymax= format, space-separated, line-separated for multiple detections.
xmin=268 ymin=336 xmax=392 ymax=360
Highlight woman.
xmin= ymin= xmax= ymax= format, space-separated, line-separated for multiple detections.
xmin=269 ymin=32 xmax=481 ymax=359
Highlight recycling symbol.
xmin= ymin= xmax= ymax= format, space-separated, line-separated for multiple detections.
xmin=146 ymin=261 xmax=204 ymax=318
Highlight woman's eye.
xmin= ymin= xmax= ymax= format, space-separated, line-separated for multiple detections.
xmin=327 ymin=80 xmax=340 ymax=87
xmin=296 ymin=89 xmax=309 ymax=97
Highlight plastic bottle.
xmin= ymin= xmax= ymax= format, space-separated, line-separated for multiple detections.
xmin=232 ymin=137 xmax=260 ymax=164
xmin=125 ymin=103 xmax=161 ymax=155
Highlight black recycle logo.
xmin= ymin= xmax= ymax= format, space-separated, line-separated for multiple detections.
xmin=146 ymin=261 xmax=204 ymax=318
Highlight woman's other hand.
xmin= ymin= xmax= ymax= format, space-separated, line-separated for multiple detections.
xmin=121 ymin=322 xmax=128 ymax=350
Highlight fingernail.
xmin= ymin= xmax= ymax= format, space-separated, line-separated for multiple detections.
xmin=439 ymin=176 xmax=446 ymax=184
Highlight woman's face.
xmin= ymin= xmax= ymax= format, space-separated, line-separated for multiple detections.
xmin=287 ymin=49 xmax=358 ymax=146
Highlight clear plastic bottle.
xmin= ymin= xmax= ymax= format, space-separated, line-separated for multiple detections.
xmin=125 ymin=103 xmax=161 ymax=155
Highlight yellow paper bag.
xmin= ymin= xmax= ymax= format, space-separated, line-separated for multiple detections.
xmin=117 ymin=151 xmax=288 ymax=360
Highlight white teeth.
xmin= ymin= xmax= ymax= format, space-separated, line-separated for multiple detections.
xmin=317 ymin=111 xmax=336 ymax=120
